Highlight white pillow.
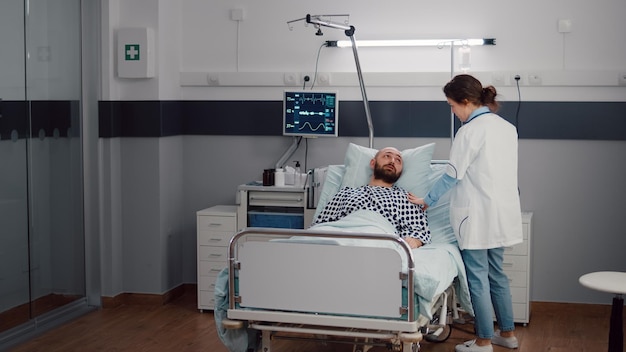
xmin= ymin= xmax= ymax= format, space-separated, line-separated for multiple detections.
xmin=313 ymin=165 xmax=345 ymax=220
xmin=340 ymin=142 xmax=435 ymax=197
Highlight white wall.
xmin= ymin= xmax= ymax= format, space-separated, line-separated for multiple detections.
xmin=99 ymin=0 xmax=626 ymax=304
xmin=176 ymin=0 xmax=626 ymax=101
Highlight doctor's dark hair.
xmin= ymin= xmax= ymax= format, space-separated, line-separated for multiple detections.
xmin=443 ymin=74 xmax=500 ymax=112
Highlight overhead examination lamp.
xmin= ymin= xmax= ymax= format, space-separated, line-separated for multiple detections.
xmin=327 ymin=37 xmax=496 ymax=143
xmin=288 ymin=14 xmax=375 ymax=148
xmin=327 ymin=38 xmax=496 ymax=48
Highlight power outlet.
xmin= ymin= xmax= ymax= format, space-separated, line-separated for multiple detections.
xmin=528 ymin=73 xmax=542 ymax=85
xmin=230 ymin=8 xmax=244 ymax=21
xmin=317 ymin=73 xmax=331 ymax=86
xmin=619 ymin=72 xmax=626 ymax=86
xmin=283 ymin=73 xmax=298 ymax=86
xmin=206 ymin=73 xmax=220 ymax=86
xmin=510 ymin=74 xmax=523 ymax=86
xmin=492 ymin=72 xmax=506 ymax=86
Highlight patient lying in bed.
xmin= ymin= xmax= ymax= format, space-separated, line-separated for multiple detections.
xmin=313 ymin=147 xmax=431 ymax=248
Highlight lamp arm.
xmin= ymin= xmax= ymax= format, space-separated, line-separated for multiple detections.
xmin=305 ymin=14 xmax=351 ymax=31
xmin=305 ymin=15 xmax=374 ymax=148
xmin=348 ymin=33 xmax=374 ymax=148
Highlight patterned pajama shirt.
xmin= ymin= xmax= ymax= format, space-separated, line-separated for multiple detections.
xmin=313 ymin=185 xmax=431 ymax=245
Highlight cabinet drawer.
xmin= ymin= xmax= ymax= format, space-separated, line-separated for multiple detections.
xmin=198 ymin=273 xmax=220 ymax=291
xmin=198 ymin=290 xmax=216 ymax=309
xmin=199 ymin=261 xmax=226 ymax=278
xmin=198 ymin=215 xmax=236 ymax=232
xmin=510 ymin=286 xmax=528 ymax=303
xmin=198 ymin=231 xmax=233 ymax=246
xmin=504 ymin=240 xmax=528 ymax=256
xmin=248 ymin=191 xmax=305 ymax=207
xmin=198 ymin=245 xmax=228 ymax=262
xmin=502 ymin=255 xmax=528 ymax=272
xmin=506 ymin=270 xmax=527 ymax=288
xmin=512 ymin=303 xmax=528 ymax=322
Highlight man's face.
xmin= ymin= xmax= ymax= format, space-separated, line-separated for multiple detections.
xmin=372 ymin=148 xmax=403 ymax=184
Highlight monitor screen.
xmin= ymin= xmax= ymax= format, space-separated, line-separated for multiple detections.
xmin=283 ymin=91 xmax=338 ymax=137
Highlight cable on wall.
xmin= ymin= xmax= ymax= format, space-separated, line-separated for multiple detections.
xmin=514 ymin=75 xmax=522 ymax=129
xmin=310 ymin=42 xmax=327 ymax=89
xmin=235 ymin=18 xmax=241 ymax=71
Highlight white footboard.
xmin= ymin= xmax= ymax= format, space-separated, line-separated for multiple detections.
xmin=227 ymin=227 xmax=417 ymax=332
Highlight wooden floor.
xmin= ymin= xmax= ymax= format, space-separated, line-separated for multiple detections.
xmin=9 ymin=288 xmax=625 ymax=352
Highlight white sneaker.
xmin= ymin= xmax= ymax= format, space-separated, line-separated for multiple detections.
xmin=492 ymin=330 xmax=519 ymax=349
xmin=455 ymin=339 xmax=493 ymax=352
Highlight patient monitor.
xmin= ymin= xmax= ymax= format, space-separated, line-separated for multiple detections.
xmin=283 ymin=91 xmax=338 ymax=138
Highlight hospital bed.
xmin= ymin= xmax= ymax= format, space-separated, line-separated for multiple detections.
xmin=214 ymin=143 xmax=473 ymax=352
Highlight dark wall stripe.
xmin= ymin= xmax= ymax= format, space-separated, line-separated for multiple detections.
xmin=98 ymin=100 xmax=626 ymax=140
xmin=0 ymin=100 xmax=78 ymax=140
xmin=182 ymin=101 xmax=280 ymax=136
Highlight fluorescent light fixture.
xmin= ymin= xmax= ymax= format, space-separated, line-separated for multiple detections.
xmin=331 ymin=38 xmax=495 ymax=48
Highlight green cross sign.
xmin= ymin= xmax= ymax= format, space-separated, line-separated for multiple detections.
xmin=125 ymin=44 xmax=140 ymax=61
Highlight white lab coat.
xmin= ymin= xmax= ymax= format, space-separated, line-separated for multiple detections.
xmin=447 ymin=113 xmax=523 ymax=250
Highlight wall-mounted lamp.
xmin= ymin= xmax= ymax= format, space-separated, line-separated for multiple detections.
xmin=327 ymin=38 xmax=496 ymax=48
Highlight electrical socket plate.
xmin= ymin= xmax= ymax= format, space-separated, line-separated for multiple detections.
xmin=207 ymin=73 xmax=220 ymax=86
xmin=317 ymin=73 xmax=331 ymax=86
xmin=283 ymin=73 xmax=298 ymax=86
xmin=619 ymin=72 xmax=626 ymax=86
xmin=492 ymin=72 xmax=506 ymax=86
xmin=528 ymin=73 xmax=542 ymax=85
xmin=510 ymin=74 xmax=523 ymax=86
xmin=230 ymin=9 xmax=244 ymax=21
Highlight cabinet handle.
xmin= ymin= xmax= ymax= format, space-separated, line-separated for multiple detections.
xmin=250 ymin=196 xmax=303 ymax=202
xmin=503 ymin=262 xmax=513 ymax=267
xmin=209 ymin=238 xmax=223 ymax=242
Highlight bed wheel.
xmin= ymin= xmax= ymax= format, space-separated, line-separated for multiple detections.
xmin=423 ymin=324 xmax=452 ymax=343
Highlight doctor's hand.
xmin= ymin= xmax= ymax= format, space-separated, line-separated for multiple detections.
xmin=407 ymin=193 xmax=429 ymax=211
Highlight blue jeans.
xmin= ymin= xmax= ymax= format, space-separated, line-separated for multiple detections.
xmin=461 ymin=247 xmax=515 ymax=339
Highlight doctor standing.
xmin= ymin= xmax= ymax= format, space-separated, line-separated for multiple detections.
xmin=409 ymin=74 xmax=523 ymax=352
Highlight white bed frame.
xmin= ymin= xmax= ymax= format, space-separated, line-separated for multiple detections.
xmin=224 ymin=227 xmax=456 ymax=352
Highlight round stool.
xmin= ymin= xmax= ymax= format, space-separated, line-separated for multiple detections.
xmin=579 ymin=271 xmax=626 ymax=352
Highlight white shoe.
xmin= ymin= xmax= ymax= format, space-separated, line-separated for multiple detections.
xmin=492 ymin=330 xmax=519 ymax=349
xmin=455 ymin=339 xmax=493 ymax=352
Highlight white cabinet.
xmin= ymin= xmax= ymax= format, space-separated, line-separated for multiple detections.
xmin=502 ymin=212 xmax=533 ymax=325
xmin=197 ymin=205 xmax=237 ymax=311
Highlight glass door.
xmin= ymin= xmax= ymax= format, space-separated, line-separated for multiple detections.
xmin=0 ymin=0 xmax=31 ymax=333
xmin=0 ymin=0 xmax=85 ymax=335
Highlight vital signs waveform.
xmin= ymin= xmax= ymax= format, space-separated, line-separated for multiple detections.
xmin=298 ymin=111 xmax=326 ymax=116
xmin=297 ymin=121 xmax=328 ymax=132
xmin=287 ymin=93 xmax=334 ymax=107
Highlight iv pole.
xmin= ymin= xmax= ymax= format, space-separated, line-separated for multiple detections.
xmin=302 ymin=14 xmax=375 ymax=148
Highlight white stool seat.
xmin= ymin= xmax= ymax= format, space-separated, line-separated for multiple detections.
xmin=579 ymin=271 xmax=626 ymax=352
xmin=579 ymin=271 xmax=626 ymax=295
